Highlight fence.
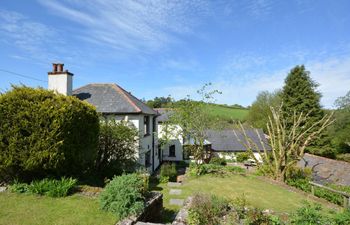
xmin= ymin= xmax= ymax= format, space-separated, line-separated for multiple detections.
xmin=309 ymin=181 xmax=350 ymax=208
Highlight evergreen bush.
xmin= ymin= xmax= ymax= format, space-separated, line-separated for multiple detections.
xmin=0 ymin=86 xmax=99 ymax=181
xmin=99 ymin=173 xmax=146 ymax=219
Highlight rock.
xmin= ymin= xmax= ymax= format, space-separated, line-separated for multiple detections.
xmin=0 ymin=186 xmax=7 ymax=192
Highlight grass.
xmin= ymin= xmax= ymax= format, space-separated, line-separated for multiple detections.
xmin=205 ymin=104 xmax=249 ymax=121
xmin=151 ymin=173 xmax=338 ymax=222
xmin=0 ymin=192 xmax=117 ymax=225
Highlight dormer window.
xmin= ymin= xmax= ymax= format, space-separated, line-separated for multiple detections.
xmin=144 ymin=116 xmax=150 ymax=136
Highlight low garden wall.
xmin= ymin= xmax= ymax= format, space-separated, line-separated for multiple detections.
xmin=117 ymin=192 xmax=163 ymax=225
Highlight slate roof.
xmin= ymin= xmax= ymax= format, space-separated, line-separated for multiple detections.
xmin=154 ymin=108 xmax=174 ymax=122
xmin=205 ymin=129 xmax=271 ymax=152
xmin=73 ymin=83 xmax=157 ymax=115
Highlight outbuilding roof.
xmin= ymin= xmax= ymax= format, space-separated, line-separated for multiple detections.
xmin=205 ymin=129 xmax=271 ymax=152
xmin=73 ymin=83 xmax=157 ymax=115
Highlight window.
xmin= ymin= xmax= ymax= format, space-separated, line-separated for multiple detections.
xmin=145 ymin=151 xmax=151 ymax=167
xmin=169 ymin=145 xmax=176 ymax=157
xmin=144 ymin=116 xmax=150 ymax=136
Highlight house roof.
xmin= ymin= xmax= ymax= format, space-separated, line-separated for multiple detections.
xmin=73 ymin=83 xmax=157 ymax=115
xmin=154 ymin=108 xmax=174 ymax=122
xmin=205 ymin=129 xmax=271 ymax=152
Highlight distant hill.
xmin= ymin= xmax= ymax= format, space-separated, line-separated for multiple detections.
xmin=204 ymin=104 xmax=249 ymax=122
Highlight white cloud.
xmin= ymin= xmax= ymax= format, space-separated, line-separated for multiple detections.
xmin=0 ymin=9 xmax=59 ymax=62
xmin=38 ymin=0 xmax=209 ymax=54
xmin=162 ymin=55 xmax=350 ymax=108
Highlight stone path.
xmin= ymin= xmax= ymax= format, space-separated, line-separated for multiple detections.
xmin=169 ymin=189 xmax=182 ymax=195
xmin=167 ymin=182 xmax=182 ymax=187
xmin=169 ymin=198 xmax=184 ymax=206
xmin=168 ymin=182 xmax=185 ymax=206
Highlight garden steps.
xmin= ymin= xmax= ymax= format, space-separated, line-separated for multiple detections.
xmin=169 ymin=198 xmax=184 ymax=206
xmin=167 ymin=182 xmax=182 ymax=187
xmin=169 ymin=189 xmax=182 ymax=195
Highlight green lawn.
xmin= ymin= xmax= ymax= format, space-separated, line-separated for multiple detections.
xmin=151 ymin=174 xmax=338 ymax=222
xmin=0 ymin=192 xmax=117 ymax=225
xmin=205 ymin=104 xmax=249 ymax=121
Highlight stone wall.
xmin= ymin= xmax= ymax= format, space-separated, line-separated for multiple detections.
xmin=298 ymin=153 xmax=350 ymax=186
xmin=117 ymin=192 xmax=163 ymax=225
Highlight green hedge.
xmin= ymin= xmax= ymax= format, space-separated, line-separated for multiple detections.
xmin=0 ymin=86 xmax=99 ymax=181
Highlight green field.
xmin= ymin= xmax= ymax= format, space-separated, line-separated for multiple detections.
xmin=0 ymin=192 xmax=116 ymax=225
xmin=205 ymin=104 xmax=249 ymax=121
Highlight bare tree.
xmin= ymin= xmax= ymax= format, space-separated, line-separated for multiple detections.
xmin=235 ymin=105 xmax=334 ymax=182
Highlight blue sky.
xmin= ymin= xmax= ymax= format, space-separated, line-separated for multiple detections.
xmin=1 ymin=0 xmax=350 ymax=108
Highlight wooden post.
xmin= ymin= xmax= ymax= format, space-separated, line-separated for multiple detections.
xmin=311 ymin=185 xmax=315 ymax=196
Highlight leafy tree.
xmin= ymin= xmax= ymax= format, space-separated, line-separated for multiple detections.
xmin=146 ymin=96 xmax=172 ymax=108
xmin=96 ymin=119 xmax=138 ymax=178
xmin=0 ymin=86 xmax=99 ymax=182
xmin=247 ymin=90 xmax=281 ymax=131
xmin=331 ymin=91 xmax=350 ymax=152
xmin=166 ymin=83 xmax=221 ymax=163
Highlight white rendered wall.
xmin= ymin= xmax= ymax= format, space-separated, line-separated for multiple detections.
xmin=158 ymin=124 xmax=184 ymax=161
xmin=48 ymin=74 xmax=72 ymax=96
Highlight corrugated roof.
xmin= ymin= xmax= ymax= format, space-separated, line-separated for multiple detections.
xmin=73 ymin=83 xmax=157 ymax=115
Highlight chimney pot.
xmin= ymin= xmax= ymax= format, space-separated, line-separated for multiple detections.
xmin=57 ymin=64 xmax=64 ymax=72
xmin=53 ymin=63 xmax=58 ymax=72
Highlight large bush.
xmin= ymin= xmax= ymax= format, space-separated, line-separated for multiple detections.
xmin=0 ymin=86 xmax=99 ymax=181
xmin=99 ymin=173 xmax=146 ymax=219
xmin=96 ymin=119 xmax=138 ymax=178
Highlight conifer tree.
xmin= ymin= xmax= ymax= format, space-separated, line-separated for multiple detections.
xmin=281 ymin=65 xmax=334 ymax=157
xmin=281 ymin=65 xmax=323 ymax=122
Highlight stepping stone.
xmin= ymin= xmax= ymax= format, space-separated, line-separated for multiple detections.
xmin=170 ymin=198 xmax=184 ymax=206
xmin=169 ymin=189 xmax=182 ymax=195
xmin=168 ymin=182 xmax=181 ymax=187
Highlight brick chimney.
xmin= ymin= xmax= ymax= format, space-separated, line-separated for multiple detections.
xmin=48 ymin=63 xmax=74 ymax=96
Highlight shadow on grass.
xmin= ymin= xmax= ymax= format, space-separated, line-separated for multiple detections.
xmin=162 ymin=208 xmax=178 ymax=223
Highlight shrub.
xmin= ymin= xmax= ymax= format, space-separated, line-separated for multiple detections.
xmin=9 ymin=177 xmax=77 ymax=197
xmin=210 ymin=157 xmax=227 ymax=166
xmin=187 ymin=193 xmax=230 ymax=225
xmin=188 ymin=163 xmax=245 ymax=177
xmin=236 ymin=152 xmax=250 ymax=162
xmin=0 ymin=86 xmax=99 ymax=181
xmin=99 ymin=173 xmax=146 ymax=219
xmin=290 ymin=201 xmax=328 ymax=225
xmin=332 ymin=209 xmax=350 ymax=225
xmin=9 ymin=180 xmax=29 ymax=193
xmin=96 ymin=120 xmax=138 ymax=178
xmin=224 ymin=166 xmax=246 ymax=174
xmin=336 ymin=153 xmax=350 ymax=163
xmin=160 ymin=163 xmax=177 ymax=182
xmin=29 ymin=177 xmax=77 ymax=197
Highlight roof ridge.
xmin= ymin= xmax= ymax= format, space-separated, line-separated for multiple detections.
xmin=110 ymin=83 xmax=141 ymax=113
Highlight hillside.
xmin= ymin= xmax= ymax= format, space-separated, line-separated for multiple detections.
xmin=205 ymin=104 xmax=249 ymax=122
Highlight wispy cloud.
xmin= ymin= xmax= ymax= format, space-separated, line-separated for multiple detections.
xmin=38 ymin=0 xmax=209 ymax=55
xmin=163 ymin=54 xmax=350 ymax=108
xmin=0 ymin=9 xmax=59 ymax=62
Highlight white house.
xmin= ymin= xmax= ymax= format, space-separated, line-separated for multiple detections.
xmin=48 ymin=63 xmax=160 ymax=173
xmin=155 ymin=108 xmax=188 ymax=162
xmin=155 ymin=108 xmax=270 ymax=163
